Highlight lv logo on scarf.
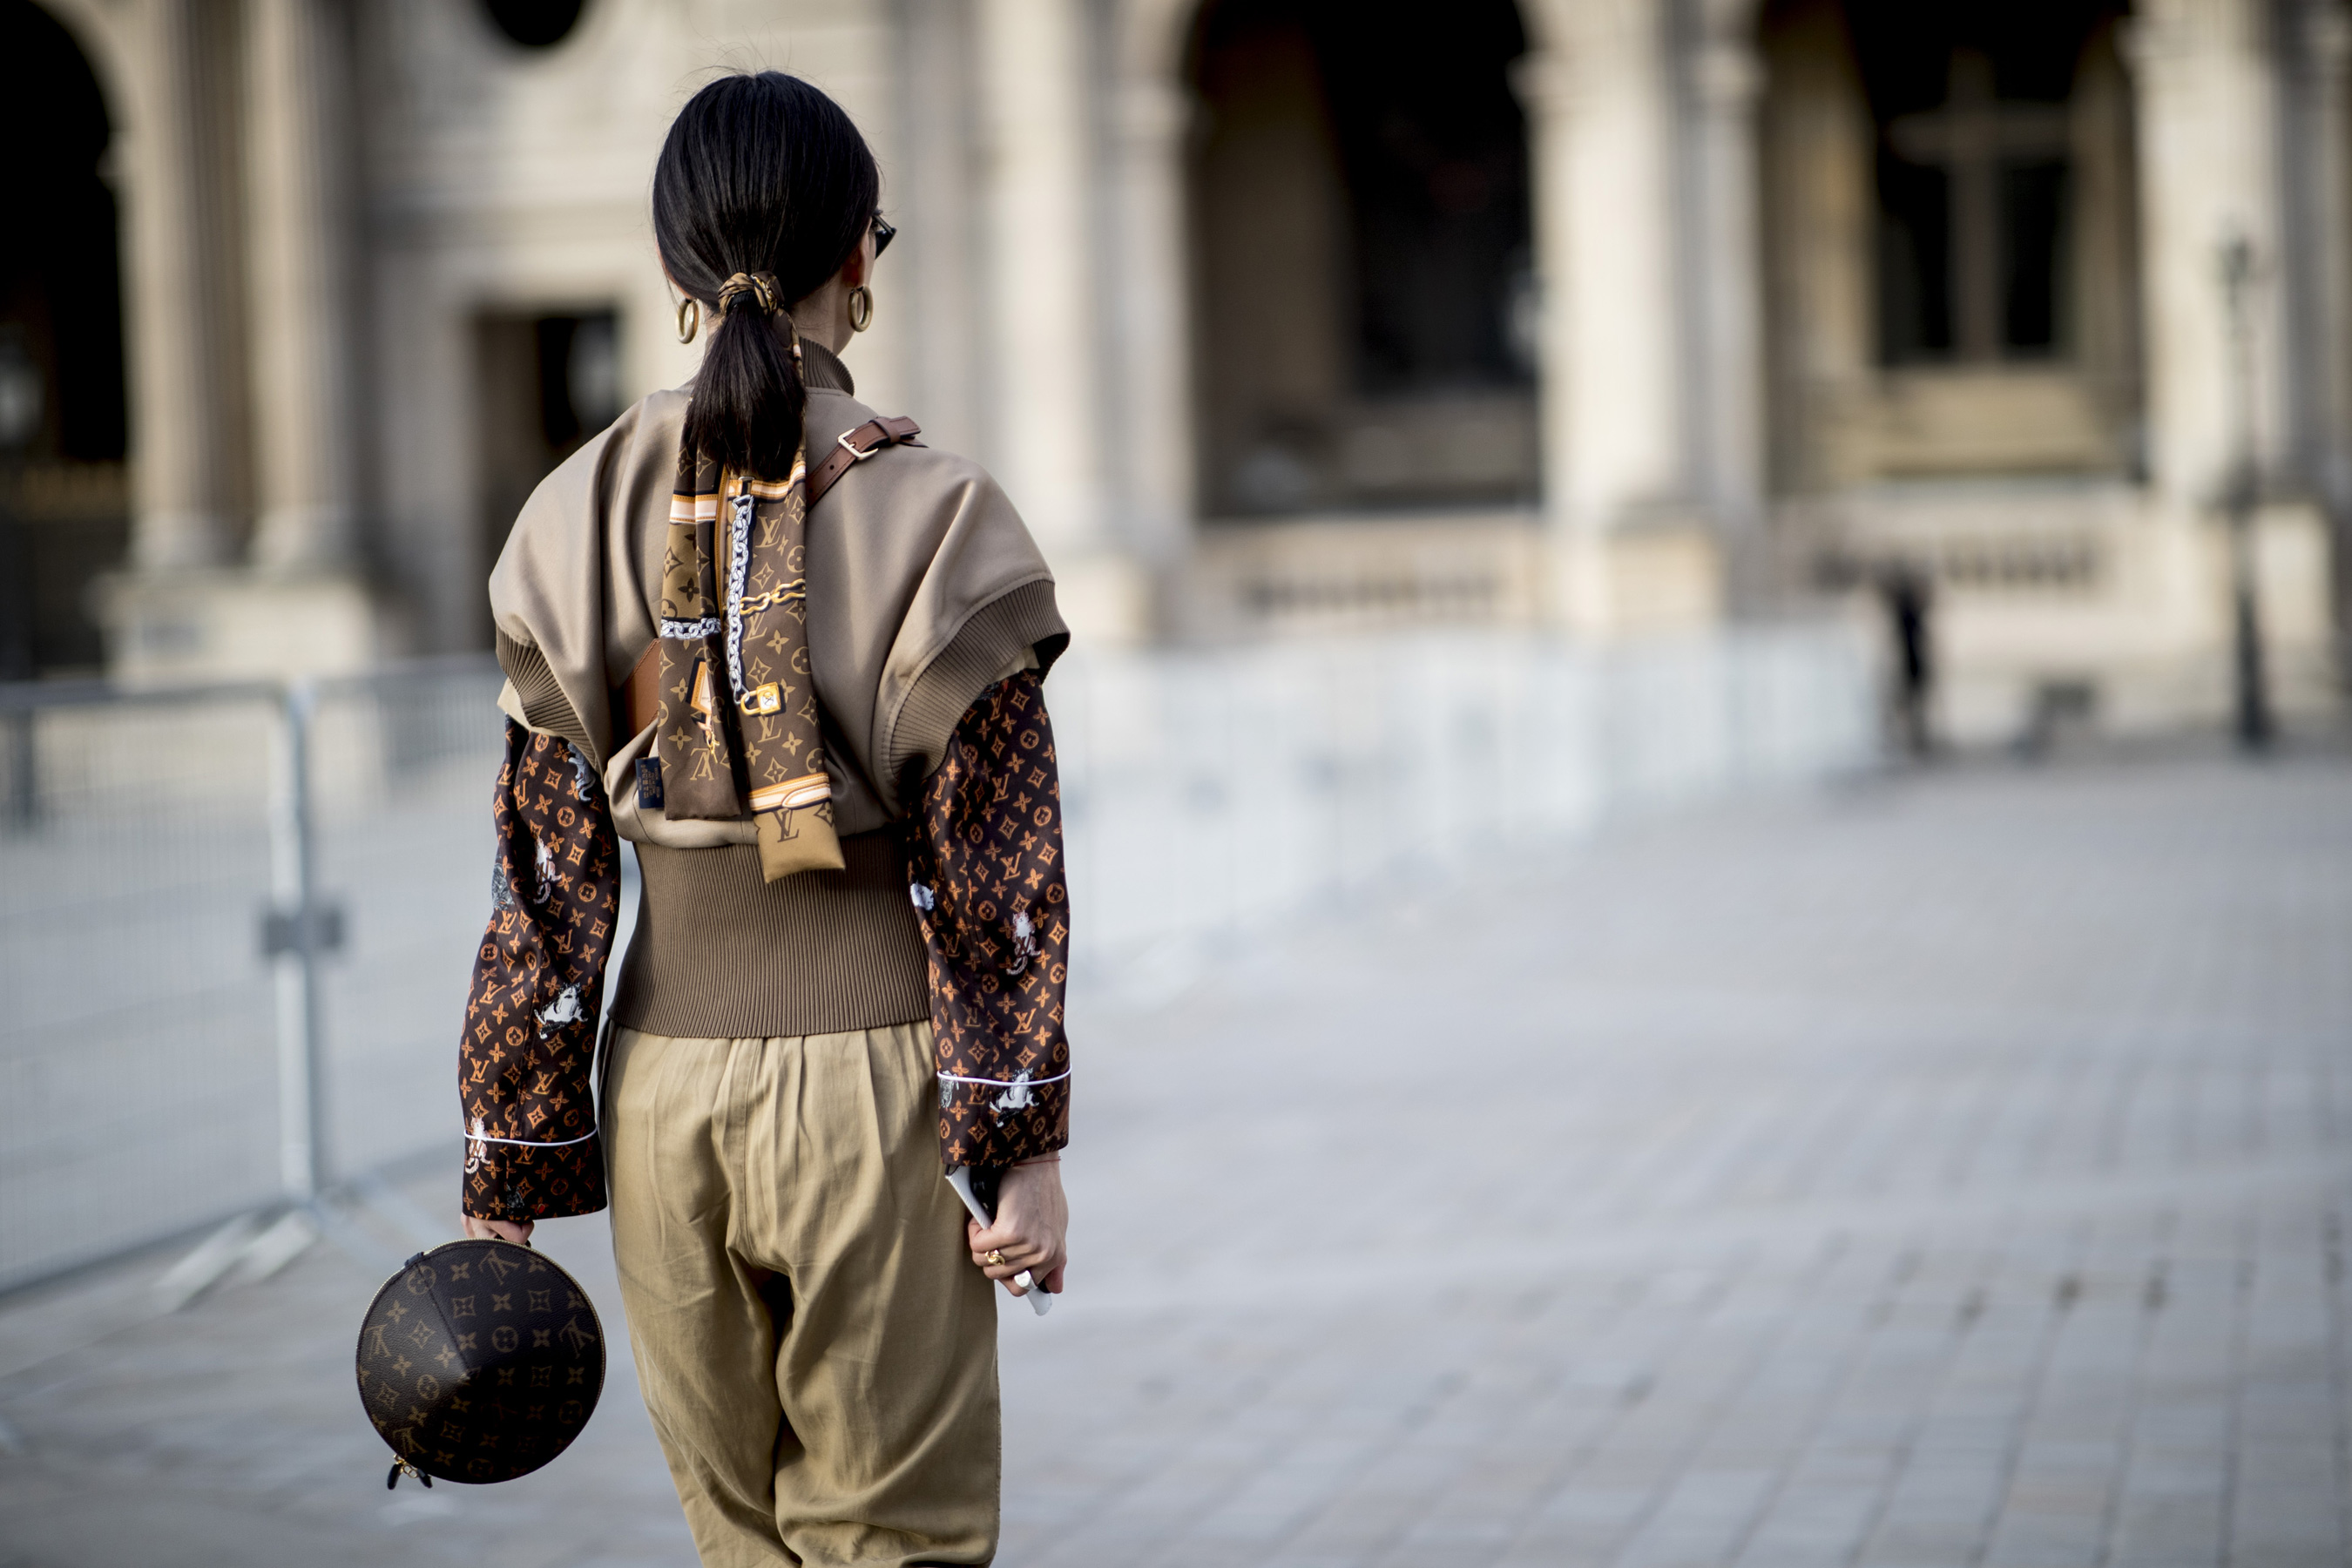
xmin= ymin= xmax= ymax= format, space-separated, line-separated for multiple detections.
xmin=653 ymin=443 xmax=846 ymax=882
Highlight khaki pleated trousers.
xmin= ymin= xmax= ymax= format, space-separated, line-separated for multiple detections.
xmin=603 ymin=1022 xmax=1001 ymax=1567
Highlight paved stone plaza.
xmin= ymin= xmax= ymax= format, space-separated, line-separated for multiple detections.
xmin=1 ymin=748 xmax=2347 ymax=1567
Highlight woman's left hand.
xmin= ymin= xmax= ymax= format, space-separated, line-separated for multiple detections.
xmin=464 ymin=1214 xmax=533 ymax=1246
xmin=969 ymin=1160 xmax=1067 ymax=1297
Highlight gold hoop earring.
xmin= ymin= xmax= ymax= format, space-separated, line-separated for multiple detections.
xmin=847 ymin=285 xmax=873 ymax=334
xmin=675 ymin=297 xmax=700 ymax=344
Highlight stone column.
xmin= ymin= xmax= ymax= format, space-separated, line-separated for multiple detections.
xmin=973 ymin=0 xmax=1145 ymax=640
xmin=121 ymin=0 xmax=241 ymax=571
xmin=893 ymin=0 xmax=985 ymax=456
xmin=2128 ymin=0 xmax=2338 ymax=708
xmin=1105 ymin=76 xmax=1195 ymax=584
xmin=1519 ymin=0 xmax=1721 ymax=636
xmin=244 ymin=0 xmax=361 ymax=572
xmin=2276 ymin=1 xmax=2352 ymax=516
xmin=2127 ymin=0 xmax=2291 ymax=510
xmin=1680 ymin=0 xmax=1767 ymax=564
xmin=2283 ymin=0 xmax=2352 ymax=653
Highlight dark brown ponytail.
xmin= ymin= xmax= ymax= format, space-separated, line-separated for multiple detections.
xmin=652 ymin=73 xmax=878 ymax=479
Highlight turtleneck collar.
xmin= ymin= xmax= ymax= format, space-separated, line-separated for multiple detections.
xmin=801 ymin=339 xmax=855 ymax=396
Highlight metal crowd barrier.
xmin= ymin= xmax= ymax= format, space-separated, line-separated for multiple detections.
xmin=0 ymin=659 xmax=516 ymax=1298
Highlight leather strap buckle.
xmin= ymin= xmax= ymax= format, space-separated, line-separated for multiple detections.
xmin=807 ymin=416 xmax=922 ymax=509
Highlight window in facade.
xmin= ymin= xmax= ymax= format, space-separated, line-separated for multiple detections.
xmin=1190 ymin=0 xmax=1534 ymax=517
xmin=482 ymin=0 xmax=586 ymax=50
xmin=1849 ymin=1 xmax=2126 ymax=368
xmin=475 ymin=310 xmax=620 ymax=611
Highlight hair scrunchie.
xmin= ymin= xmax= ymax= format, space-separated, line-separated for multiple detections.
xmin=716 ymin=272 xmax=781 ymax=318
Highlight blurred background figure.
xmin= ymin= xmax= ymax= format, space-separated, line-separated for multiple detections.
xmin=1879 ymin=558 xmax=1934 ymax=757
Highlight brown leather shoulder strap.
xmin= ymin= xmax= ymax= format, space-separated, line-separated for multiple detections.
xmin=805 ymin=416 xmax=923 ymax=509
xmin=612 ymin=642 xmax=664 ymax=741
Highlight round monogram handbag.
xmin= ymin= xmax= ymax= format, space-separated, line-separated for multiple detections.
xmin=355 ymin=1239 xmax=605 ymax=1487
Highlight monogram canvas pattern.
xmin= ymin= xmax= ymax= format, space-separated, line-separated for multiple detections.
xmin=355 ymin=1239 xmax=605 ymax=1484
xmin=654 ymin=472 xmax=736 ymax=821
xmin=655 ymin=443 xmax=844 ymax=882
xmin=909 ymin=672 xmax=1073 ymax=1168
xmin=459 ymin=723 xmax=618 ymax=1221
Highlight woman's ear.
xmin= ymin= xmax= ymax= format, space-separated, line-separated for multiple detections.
xmin=839 ymin=244 xmax=868 ymax=289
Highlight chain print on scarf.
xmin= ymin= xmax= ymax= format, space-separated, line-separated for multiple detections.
xmin=908 ymin=671 xmax=1074 ymax=1169
xmin=653 ymin=445 xmax=843 ymax=882
xmin=459 ymin=721 xmax=618 ymax=1220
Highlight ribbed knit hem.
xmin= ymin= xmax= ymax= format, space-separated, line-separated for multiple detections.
xmin=884 ymin=578 xmax=1069 ymax=802
xmin=496 ymin=629 xmax=594 ymax=755
xmin=612 ymin=831 xmax=932 ymax=1039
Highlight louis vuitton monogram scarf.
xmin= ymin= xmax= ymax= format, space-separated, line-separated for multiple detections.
xmin=654 ymin=439 xmax=846 ymax=882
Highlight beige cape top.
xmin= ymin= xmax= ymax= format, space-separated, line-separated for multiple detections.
xmin=482 ymin=343 xmax=1069 ymax=1037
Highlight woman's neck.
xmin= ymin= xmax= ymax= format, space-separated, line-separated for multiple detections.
xmin=788 ymin=276 xmax=855 ymax=357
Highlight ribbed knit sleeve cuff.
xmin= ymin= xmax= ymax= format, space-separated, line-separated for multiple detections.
xmin=496 ymin=629 xmax=596 ymax=756
xmin=885 ymin=578 xmax=1068 ymax=801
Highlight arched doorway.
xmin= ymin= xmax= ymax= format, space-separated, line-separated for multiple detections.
xmin=0 ymin=0 xmax=126 ymax=676
xmin=1186 ymin=0 xmax=1536 ymax=521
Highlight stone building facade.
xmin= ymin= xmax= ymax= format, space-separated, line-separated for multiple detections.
xmin=7 ymin=0 xmax=2347 ymax=742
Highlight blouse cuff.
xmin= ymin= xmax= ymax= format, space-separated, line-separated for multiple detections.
xmin=461 ymin=1130 xmax=608 ymax=1221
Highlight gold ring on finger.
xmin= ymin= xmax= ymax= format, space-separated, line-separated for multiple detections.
xmin=984 ymin=1249 xmax=1006 ymax=1267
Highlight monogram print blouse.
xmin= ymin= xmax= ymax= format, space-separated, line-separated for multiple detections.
xmin=459 ymin=671 xmax=1071 ymax=1220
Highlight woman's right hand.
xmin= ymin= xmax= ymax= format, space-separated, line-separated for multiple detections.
xmin=970 ymin=1160 xmax=1066 ymax=1296
xmin=464 ymin=1214 xmax=534 ymax=1246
